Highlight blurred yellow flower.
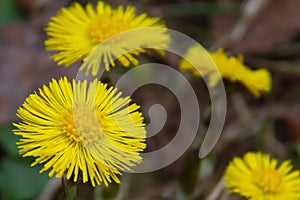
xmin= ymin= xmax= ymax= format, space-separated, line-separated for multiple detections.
xmin=45 ymin=2 xmax=170 ymax=75
xmin=180 ymin=47 xmax=272 ymax=97
xmin=13 ymin=77 xmax=146 ymax=186
xmin=224 ymin=152 xmax=300 ymax=200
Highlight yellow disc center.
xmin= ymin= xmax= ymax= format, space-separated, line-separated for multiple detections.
xmin=89 ymin=15 xmax=130 ymax=43
xmin=61 ymin=104 xmax=107 ymax=145
xmin=256 ymin=168 xmax=282 ymax=192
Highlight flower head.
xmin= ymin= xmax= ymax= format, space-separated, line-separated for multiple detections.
xmin=45 ymin=2 xmax=170 ymax=75
xmin=180 ymin=47 xmax=272 ymax=97
xmin=13 ymin=77 xmax=146 ymax=186
xmin=224 ymin=152 xmax=300 ymax=200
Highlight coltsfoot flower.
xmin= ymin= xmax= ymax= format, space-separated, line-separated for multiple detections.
xmin=13 ymin=77 xmax=146 ymax=186
xmin=180 ymin=47 xmax=272 ymax=97
xmin=45 ymin=2 xmax=170 ymax=75
xmin=224 ymin=152 xmax=300 ymax=200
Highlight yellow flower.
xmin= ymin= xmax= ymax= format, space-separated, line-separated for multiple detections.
xmin=224 ymin=152 xmax=300 ymax=200
xmin=179 ymin=47 xmax=272 ymax=97
xmin=45 ymin=2 xmax=170 ymax=76
xmin=13 ymin=77 xmax=146 ymax=186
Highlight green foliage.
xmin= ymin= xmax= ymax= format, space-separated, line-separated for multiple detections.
xmin=94 ymin=181 xmax=120 ymax=200
xmin=0 ymin=125 xmax=19 ymax=158
xmin=0 ymin=0 xmax=22 ymax=25
xmin=0 ymin=125 xmax=49 ymax=200
xmin=178 ymin=150 xmax=201 ymax=196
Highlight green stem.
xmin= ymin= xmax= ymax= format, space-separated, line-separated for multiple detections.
xmin=256 ymin=114 xmax=273 ymax=151
xmin=63 ymin=176 xmax=78 ymax=200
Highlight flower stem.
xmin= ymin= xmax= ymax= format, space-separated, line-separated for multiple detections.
xmin=63 ymin=176 xmax=78 ymax=200
xmin=206 ymin=178 xmax=225 ymax=200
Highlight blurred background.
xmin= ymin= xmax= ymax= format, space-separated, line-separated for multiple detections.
xmin=0 ymin=0 xmax=300 ymax=199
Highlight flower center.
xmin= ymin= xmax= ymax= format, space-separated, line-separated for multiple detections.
xmin=61 ymin=104 xmax=107 ymax=145
xmin=256 ymin=168 xmax=282 ymax=192
xmin=89 ymin=15 xmax=131 ymax=43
